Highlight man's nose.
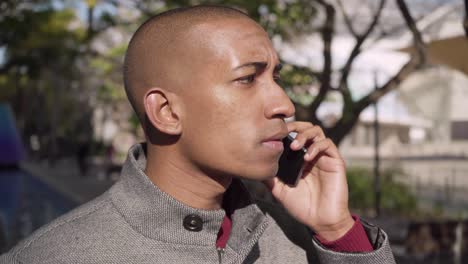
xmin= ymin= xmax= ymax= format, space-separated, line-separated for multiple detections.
xmin=264 ymin=81 xmax=296 ymax=120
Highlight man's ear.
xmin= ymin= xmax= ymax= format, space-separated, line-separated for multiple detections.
xmin=143 ymin=88 xmax=182 ymax=135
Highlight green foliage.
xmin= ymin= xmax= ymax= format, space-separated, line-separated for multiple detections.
xmin=280 ymin=64 xmax=316 ymax=88
xmin=128 ymin=113 xmax=140 ymax=132
xmin=347 ymin=167 xmax=418 ymax=215
xmin=91 ymin=57 xmax=113 ymax=74
xmin=280 ymin=64 xmax=318 ymax=105
xmin=0 ymin=1 xmax=94 ymax=158
xmin=98 ymin=80 xmax=126 ymax=102
xmin=131 ymin=0 xmax=318 ymax=39
xmin=1 ymin=8 xmax=83 ymax=64
xmin=92 ymin=44 xmax=127 ymax=103
xmin=108 ymin=44 xmax=128 ymax=57
xmin=209 ymin=0 xmax=317 ymax=38
xmin=0 ymin=0 xmax=320 ymax=157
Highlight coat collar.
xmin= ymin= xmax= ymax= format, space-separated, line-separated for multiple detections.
xmin=109 ymin=143 xmax=270 ymax=251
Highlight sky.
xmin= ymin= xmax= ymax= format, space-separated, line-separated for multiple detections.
xmin=277 ymin=0 xmax=465 ymax=125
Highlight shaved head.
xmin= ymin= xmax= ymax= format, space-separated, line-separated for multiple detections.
xmin=124 ymin=4 xmax=295 ymax=185
xmin=123 ymin=5 xmax=252 ymax=124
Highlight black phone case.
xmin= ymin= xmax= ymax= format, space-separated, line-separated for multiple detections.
xmin=277 ymin=134 xmax=307 ymax=186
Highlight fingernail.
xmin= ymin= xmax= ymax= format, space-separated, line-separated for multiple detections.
xmin=291 ymin=140 xmax=299 ymax=148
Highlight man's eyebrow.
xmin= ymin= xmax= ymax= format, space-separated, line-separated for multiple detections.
xmin=233 ymin=62 xmax=283 ymax=71
xmin=233 ymin=61 xmax=267 ymax=71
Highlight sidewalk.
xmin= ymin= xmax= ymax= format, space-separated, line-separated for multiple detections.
xmin=21 ymin=158 xmax=117 ymax=204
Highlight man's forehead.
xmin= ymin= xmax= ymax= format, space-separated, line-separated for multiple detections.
xmin=188 ymin=19 xmax=279 ymax=68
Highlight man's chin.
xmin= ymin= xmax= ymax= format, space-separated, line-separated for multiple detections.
xmin=232 ymin=161 xmax=278 ymax=181
xmin=238 ymin=172 xmax=276 ymax=182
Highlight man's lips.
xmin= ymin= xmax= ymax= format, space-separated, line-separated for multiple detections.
xmin=261 ymin=131 xmax=289 ymax=151
xmin=261 ymin=140 xmax=284 ymax=151
xmin=262 ymin=130 xmax=289 ymax=142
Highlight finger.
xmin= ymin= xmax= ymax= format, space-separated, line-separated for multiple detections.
xmin=290 ymin=126 xmax=325 ymax=151
xmin=286 ymin=121 xmax=314 ymax=133
xmin=304 ymin=138 xmax=341 ymax=161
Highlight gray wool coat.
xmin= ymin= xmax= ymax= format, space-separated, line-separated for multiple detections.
xmin=1 ymin=144 xmax=396 ymax=264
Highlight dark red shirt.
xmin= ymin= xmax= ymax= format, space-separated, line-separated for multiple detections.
xmin=216 ymin=214 xmax=373 ymax=252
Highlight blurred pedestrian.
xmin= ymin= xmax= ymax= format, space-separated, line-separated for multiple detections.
xmin=76 ymin=140 xmax=89 ymax=177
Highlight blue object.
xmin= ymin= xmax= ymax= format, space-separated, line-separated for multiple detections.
xmin=0 ymin=104 xmax=25 ymax=165
xmin=0 ymin=169 xmax=77 ymax=249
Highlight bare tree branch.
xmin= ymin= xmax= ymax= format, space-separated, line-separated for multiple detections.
xmin=355 ymin=0 xmax=425 ymax=113
xmin=327 ymin=0 xmax=427 ymax=145
xmin=306 ymin=0 xmax=335 ymax=127
xmin=355 ymin=57 xmax=418 ymax=113
xmin=396 ymin=0 xmax=426 ymax=64
xmin=367 ymin=2 xmax=449 ymax=50
xmin=464 ymin=0 xmax=468 ymax=36
xmin=86 ymin=4 xmax=95 ymax=41
xmin=339 ymin=0 xmax=386 ymax=91
xmin=336 ymin=0 xmax=358 ymax=38
xmin=333 ymin=0 xmax=386 ymax=126
xmin=346 ymin=2 xmax=421 ymax=121
xmin=328 ymin=56 xmax=421 ymax=144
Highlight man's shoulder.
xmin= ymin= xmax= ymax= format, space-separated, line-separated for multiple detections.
xmin=3 ymin=188 xmax=121 ymax=263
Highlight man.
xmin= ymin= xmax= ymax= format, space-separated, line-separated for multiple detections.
xmin=1 ymin=5 xmax=395 ymax=263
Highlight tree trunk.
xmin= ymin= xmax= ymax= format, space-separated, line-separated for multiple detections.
xmin=464 ymin=0 xmax=468 ymax=37
xmin=325 ymin=109 xmax=361 ymax=146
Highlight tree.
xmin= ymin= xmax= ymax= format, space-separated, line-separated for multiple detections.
xmin=246 ymin=0 xmax=427 ymax=145
xmin=464 ymin=0 xmax=468 ymax=36
xmin=236 ymin=0 xmax=428 ymax=145
xmin=100 ymin=0 xmax=428 ymax=145
xmin=0 ymin=0 xmax=432 ymax=154
xmin=0 ymin=0 xmax=142 ymax=159
xmin=0 ymin=1 xmax=93 ymax=159
xmin=311 ymin=0 xmax=426 ymax=145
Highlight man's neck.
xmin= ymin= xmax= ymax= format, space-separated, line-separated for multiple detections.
xmin=144 ymin=147 xmax=232 ymax=210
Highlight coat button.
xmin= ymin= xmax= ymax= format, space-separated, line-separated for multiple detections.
xmin=183 ymin=214 xmax=203 ymax=232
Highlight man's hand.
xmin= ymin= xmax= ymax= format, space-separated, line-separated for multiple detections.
xmin=264 ymin=122 xmax=354 ymax=241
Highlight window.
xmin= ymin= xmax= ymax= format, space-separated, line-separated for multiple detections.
xmin=451 ymin=121 xmax=468 ymax=140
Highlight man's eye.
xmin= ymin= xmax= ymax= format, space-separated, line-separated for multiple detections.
xmin=237 ymin=74 xmax=255 ymax=84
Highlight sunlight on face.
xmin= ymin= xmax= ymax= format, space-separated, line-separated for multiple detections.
xmin=175 ymin=18 xmax=295 ymax=181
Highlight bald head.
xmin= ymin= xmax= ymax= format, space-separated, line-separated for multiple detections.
xmin=124 ymin=4 xmax=294 ymax=184
xmin=123 ymin=5 xmax=253 ymax=124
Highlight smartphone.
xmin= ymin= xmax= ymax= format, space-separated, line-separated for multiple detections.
xmin=277 ymin=133 xmax=307 ymax=187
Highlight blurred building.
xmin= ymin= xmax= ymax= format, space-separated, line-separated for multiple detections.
xmin=277 ymin=1 xmax=467 ymax=156
xmin=276 ymin=0 xmax=468 ymax=216
xmin=339 ymin=2 xmax=468 ymax=161
xmin=341 ymin=66 xmax=468 ymax=159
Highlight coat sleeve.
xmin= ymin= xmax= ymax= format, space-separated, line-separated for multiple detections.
xmin=256 ymin=200 xmax=396 ymax=263
xmin=311 ymin=218 xmax=396 ymax=264
xmin=0 ymin=253 xmax=21 ymax=264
